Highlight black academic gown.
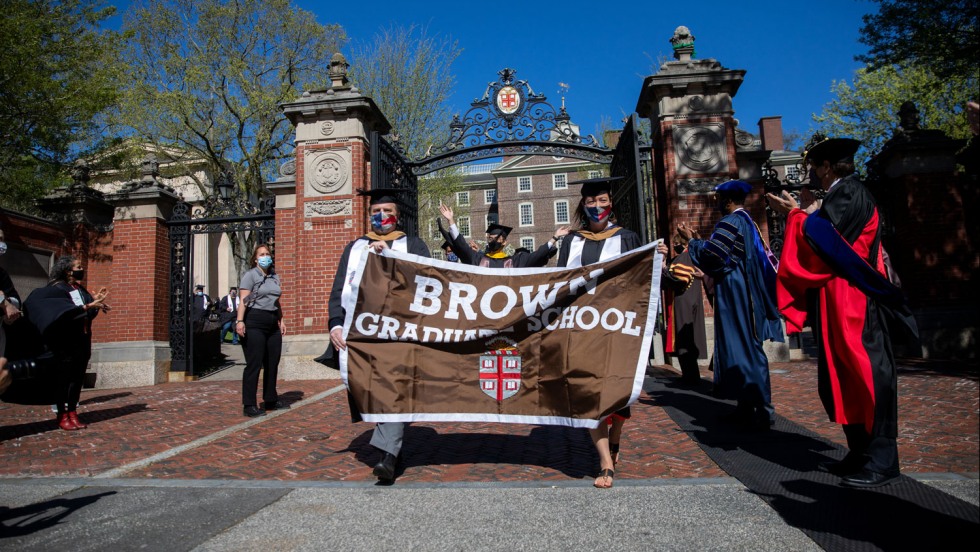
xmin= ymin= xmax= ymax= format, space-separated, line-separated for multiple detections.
xmin=448 ymin=230 xmax=556 ymax=268
xmin=556 ymin=227 xmax=643 ymax=267
xmin=0 ymin=285 xmax=82 ymax=405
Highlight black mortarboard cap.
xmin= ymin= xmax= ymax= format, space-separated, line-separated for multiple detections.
xmin=195 ymin=284 xmax=205 ymax=290
xmin=568 ymin=176 xmax=623 ymax=197
xmin=803 ymin=136 xmax=861 ymax=166
xmin=358 ymin=188 xmax=404 ymax=205
xmin=486 ymin=223 xmax=513 ymax=238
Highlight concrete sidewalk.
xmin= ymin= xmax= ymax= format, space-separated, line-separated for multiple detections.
xmin=1 ymin=360 xmax=977 ymax=550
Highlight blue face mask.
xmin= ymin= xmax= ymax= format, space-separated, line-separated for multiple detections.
xmin=0 ymin=241 xmax=7 ymax=256
xmin=257 ymin=255 xmax=272 ymax=269
xmin=447 ymin=253 xmax=459 ymax=262
xmin=584 ymin=205 xmax=612 ymax=224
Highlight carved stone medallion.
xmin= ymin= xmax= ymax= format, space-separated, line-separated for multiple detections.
xmin=320 ymin=121 xmax=335 ymax=136
xmin=672 ymin=124 xmax=727 ymax=175
xmin=304 ymin=149 xmax=351 ymax=196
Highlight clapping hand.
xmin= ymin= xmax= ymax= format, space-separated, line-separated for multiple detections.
xmin=765 ymin=190 xmax=798 ymax=216
xmin=676 ymin=222 xmax=696 ymax=242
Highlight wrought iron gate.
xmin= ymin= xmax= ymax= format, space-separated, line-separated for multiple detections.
xmin=167 ymin=179 xmax=275 ymax=375
xmin=609 ymin=114 xmax=655 ymax=243
xmin=370 ymin=131 xmax=419 ymax=237
xmin=761 ymin=159 xmax=822 ymax=258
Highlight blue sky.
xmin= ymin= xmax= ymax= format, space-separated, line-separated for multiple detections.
xmin=299 ymin=0 xmax=877 ymax=146
xmin=104 ymin=1 xmax=878 ymax=147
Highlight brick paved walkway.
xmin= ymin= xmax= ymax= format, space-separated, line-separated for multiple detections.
xmin=1 ymin=361 xmax=976 ymax=483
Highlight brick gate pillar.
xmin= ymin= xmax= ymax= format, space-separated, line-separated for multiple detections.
xmin=38 ymin=160 xmax=180 ymax=387
xmin=634 ymin=27 xmax=788 ymax=362
xmin=635 ymin=26 xmax=746 ymax=243
xmin=274 ymin=53 xmax=393 ymax=378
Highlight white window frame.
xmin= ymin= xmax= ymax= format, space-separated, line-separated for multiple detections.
xmin=484 ymin=188 xmax=497 ymax=204
xmin=518 ymin=202 xmax=534 ymax=227
xmin=552 ymin=173 xmax=567 ymax=190
xmin=431 ymin=250 xmax=445 ymax=260
xmin=458 ymin=216 xmax=471 ymax=238
xmin=588 ymin=170 xmax=601 ymax=179
xmin=518 ymin=176 xmax=532 ymax=193
xmin=456 ymin=191 xmax=470 ymax=207
xmin=554 ymin=200 xmax=570 ymax=224
xmin=520 ymin=236 xmax=535 ymax=250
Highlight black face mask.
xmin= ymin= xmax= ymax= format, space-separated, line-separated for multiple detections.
xmin=71 ymin=269 xmax=85 ymax=281
xmin=486 ymin=240 xmax=503 ymax=253
xmin=673 ymin=244 xmax=685 ymax=254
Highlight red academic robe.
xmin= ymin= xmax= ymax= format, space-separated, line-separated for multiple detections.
xmin=776 ymin=206 xmax=887 ymax=430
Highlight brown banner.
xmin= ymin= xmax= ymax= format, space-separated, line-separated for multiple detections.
xmin=340 ymin=241 xmax=663 ymax=428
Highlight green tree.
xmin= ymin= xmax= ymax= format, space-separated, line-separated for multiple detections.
xmin=813 ymin=64 xmax=974 ymax=168
xmin=857 ymin=0 xmax=979 ymax=81
xmin=0 ymin=0 xmax=124 ymax=209
xmin=113 ymin=0 xmax=345 ymax=270
xmin=349 ymin=24 xmax=465 ymax=253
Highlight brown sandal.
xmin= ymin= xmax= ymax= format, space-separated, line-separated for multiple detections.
xmin=594 ymin=468 xmax=615 ymax=489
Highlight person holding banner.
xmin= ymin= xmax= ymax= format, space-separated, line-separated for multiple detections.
xmin=677 ymin=180 xmax=783 ymax=431
xmin=557 ymin=176 xmax=644 ymax=488
xmin=328 ymin=188 xmax=430 ymax=483
xmin=767 ymin=136 xmax=916 ymax=488
xmin=438 ymin=204 xmax=568 ymax=268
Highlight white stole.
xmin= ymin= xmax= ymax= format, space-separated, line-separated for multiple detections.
xmin=566 ymin=234 xmax=622 ymax=268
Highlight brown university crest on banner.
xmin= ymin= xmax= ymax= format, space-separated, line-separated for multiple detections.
xmin=479 ymin=337 xmax=522 ymax=400
xmin=339 ymin=241 xmax=663 ymax=428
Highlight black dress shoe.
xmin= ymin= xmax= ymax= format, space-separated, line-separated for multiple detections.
xmin=819 ymin=455 xmax=865 ymax=477
xmin=263 ymin=400 xmax=290 ymax=411
xmin=243 ymin=405 xmax=266 ymax=417
xmin=841 ymin=469 xmax=900 ymax=489
xmin=372 ymin=452 xmax=398 ymax=481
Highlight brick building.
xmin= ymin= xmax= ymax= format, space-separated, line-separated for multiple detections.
xmin=427 ymin=157 xmax=604 ymax=264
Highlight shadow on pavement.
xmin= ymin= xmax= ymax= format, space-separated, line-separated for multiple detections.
xmin=343 ymin=425 xmax=597 ymax=481
xmin=79 ymin=392 xmax=132 ymax=406
xmin=645 ymin=375 xmax=979 ymax=551
xmin=0 ymin=491 xmax=116 ymax=538
xmin=0 ymin=404 xmax=149 ymax=443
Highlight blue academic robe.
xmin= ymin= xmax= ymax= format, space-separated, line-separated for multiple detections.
xmin=688 ymin=209 xmax=783 ymax=407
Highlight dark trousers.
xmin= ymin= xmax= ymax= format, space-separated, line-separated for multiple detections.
xmin=53 ymin=335 xmax=90 ymax=413
xmin=241 ymin=309 xmax=282 ymax=407
xmin=678 ymin=353 xmax=701 ymax=383
xmin=843 ymin=423 xmax=900 ymax=475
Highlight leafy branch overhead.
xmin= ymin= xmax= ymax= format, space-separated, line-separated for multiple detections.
xmin=0 ymin=0 xmax=125 ymax=209
xmin=857 ymin=0 xmax=979 ymax=81
xmin=114 ymin=0 xmax=346 ymax=196
xmin=350 ymin=24 xmax=466 ymax=253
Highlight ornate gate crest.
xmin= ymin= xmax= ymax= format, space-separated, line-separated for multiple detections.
xmin=479 ymin=336 xmax=523 ymax=401
xmin=495 ymin=85 xmax=522 ymax=115
xmin=409 ymin=68 xmax=611 ymax=175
